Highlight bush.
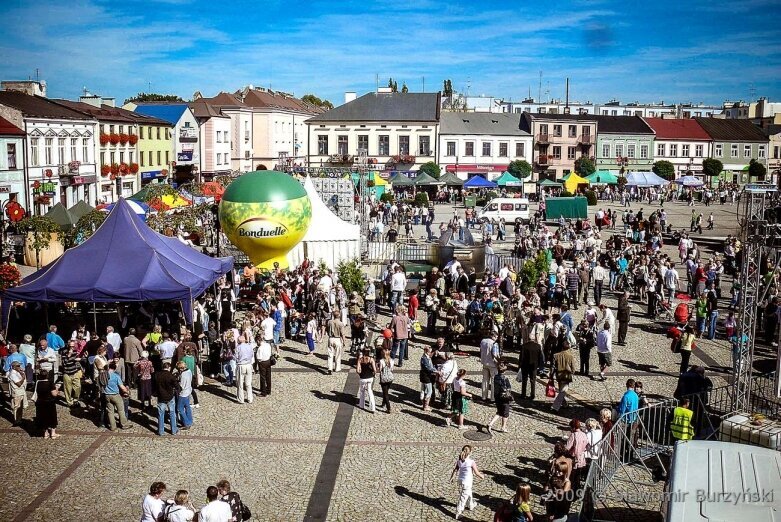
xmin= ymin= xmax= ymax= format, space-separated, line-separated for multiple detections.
xmin=380 ymin=192 xmax=394 ymax=203
xmin=519 ymin=251 xmax=549 ymax=292
xmin=414 ymin=192 xmax=429 ymax=206
xmin=336 ymin=259 xmax=365 ymax=295
xmin=585 ymin=190 xmax=598 ymax=206
xmin=560 ymin=190 xmax=574 ymax=197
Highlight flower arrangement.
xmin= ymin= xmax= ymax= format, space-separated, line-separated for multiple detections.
xmin=161 ymin=168 xmax=169 ymax=175
xmin=100 ymin=133 xmax=110 ymax=146
xmin=128 ymin=134 xmax=138 ymax=145
xmin=101 ymin=165 xmax=111 ymax=176
xmin=109 ymin=134 xmax=120 ymax=145
xmin=0 ymin=263 xmax=21 ymax=291
xmin=119 ymin=133 xmax=129 ymax=145
xmin=68 ymin=160 xmax=81 ymax=172
xmin=44 ymin=169 xmax=53 ymax=178
xmin=129 ymin=163 xmax=139 ymax=174
xmin=110 ymin=163 xmax=120 ymax=175
xmin=119 ymin=162 xmax=129 ymax=174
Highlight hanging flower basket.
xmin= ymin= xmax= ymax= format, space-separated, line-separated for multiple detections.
xmin=128 ymin=134 xmax=138 ymax=145
xmin=109 ymin=134 xmax=120 ymax=145
xmin=110 ymin=163 xmax=120 ymax=175
xmin=129 ymin=163 xmax=139 ymax=173
xmin=100 ymin=134 xmax=110 ymax=146
xmin=101 ymin=165 xmax=111 ymax=176
xmin=0 ymin=263 xmax=21 ymax=291
xmin=119 ymin=162 xmax=129 ymax=174
xmin=161 ymin=168 xmax=169 ymax=176
xmin=119 ymin=133 xmax=129 ymax=145
xmin=44 ymin=169 xmax=53 ymax=178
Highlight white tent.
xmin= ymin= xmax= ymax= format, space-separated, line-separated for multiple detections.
xmin=625 ymin=171 xmax=670 ymax=187
xmin=287 ymin=176 xmax=361 ymax=268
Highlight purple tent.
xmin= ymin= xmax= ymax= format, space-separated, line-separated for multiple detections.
xmin=463 ymin=175 xmax=498 ymax=189
xmin=2 ymin=198 xmax=232 ymax=321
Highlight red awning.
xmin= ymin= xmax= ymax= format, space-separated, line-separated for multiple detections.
xmin=445 ymin=164 xmax=507 ymax=173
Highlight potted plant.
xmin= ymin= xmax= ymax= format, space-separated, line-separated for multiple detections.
xmin=17 ymin=215 xmax=62 ymax=268
xmin=110 ymin=163 xmax=120 ymax=175
xmin=119 ymin=162 xmax=129 ymax=174
xmin=68 ymin=160 xmax=81 ymax=173
xmin=129 ymin=163 xmax=139 ymax=173
xmin=128 ymin=134 xmax=138 ymax=145
xmin=0 ymin=263 xmax=21 ymax=290
xmin=101 ymin=165 xmax=111 ymax=176
xmin=109 ymin=134 xmax=120 ymax=145
xmin=100 ymin=133 xmax=110 ymax=146
xmin=119 ymin=133 xmax=129 ymax=145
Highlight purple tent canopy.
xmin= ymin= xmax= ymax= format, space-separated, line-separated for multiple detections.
xmin=2 ymin=198 xmax=232 ymax=321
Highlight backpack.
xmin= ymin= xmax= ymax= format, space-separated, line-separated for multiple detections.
xmin=379 ymin=360 xmax=394 ymax=384
xmin=96 ymin=369 xmax=110 ymax=389
xmin=160 ymin=503 xmax=183 ymax=522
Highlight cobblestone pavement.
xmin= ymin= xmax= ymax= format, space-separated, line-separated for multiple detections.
xmin=0 ymin=199 xmax=752 ymax=521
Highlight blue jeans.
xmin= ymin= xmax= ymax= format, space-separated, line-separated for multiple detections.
xmin=696 ymin=316 xmax=706 ymax=335
xmin=177 ymin=395 xmax=193 ymax=428
xmin=157 ymin=398 xmax=178 ymax=435
xmin=391 ymin=339 xmax=408 ymax=366
xmin=390 ymin=291 xmax=403 ymax=311
xmin=708 ymin=311 xmax=719 ymax=340
xmin=223 ymin=359 xmax=236 ymax=384
xmin=273 ymin=330 xmax=280 ymax=345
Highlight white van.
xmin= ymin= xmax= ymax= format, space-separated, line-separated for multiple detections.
xmin=663 ymin=440 xmax=781 ymax=521
xmin=477 ymin=197 xmax=530 ymax=224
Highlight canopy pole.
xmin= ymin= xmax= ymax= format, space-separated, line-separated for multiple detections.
xmin=93 ymin=302 xmax=97 ymax=332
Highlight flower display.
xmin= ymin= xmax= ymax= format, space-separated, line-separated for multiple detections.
xmin=0 ymin=263 xmax=21 ymax=291
xmin=101 ymin=165 xmax=111 ymax=176
xmin=109 ymin=134 xmax=120 ymax=145
xmin=110 ymin=163 xmax=120 ymax=175
xmin=128 ymin=134 xmax=138 ymax=145
xmin=119 ymin=162 xmax=129 ymax=174
xmin=129 ymin=163 xmax=139 ymax=173
xmin=100 ymin=134 xmax=110 ymax=146
xmin=119 ymin=133 xmax=129 ymax=145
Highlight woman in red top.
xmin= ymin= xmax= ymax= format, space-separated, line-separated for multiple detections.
xmin=408 ymin=289 xmax=419 ymax=339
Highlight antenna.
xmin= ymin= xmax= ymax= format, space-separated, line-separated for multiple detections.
xmin=422 ymin=76 xmax=425 ymax=93
xmin=36 ymin=68 xmax=39 ymax=82
xmin=466 ymin=77 xmax=471 ymax=97
xmin=748 ymin=83 xmax=757 ymax=100
xmin=538 ymin=71 xmax=542 ymax=103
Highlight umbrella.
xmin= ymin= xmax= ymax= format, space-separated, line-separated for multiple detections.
xmin=45 ymin=202 xmax=77 ymax=230
xmin=99 ymin=200 xmax=150 ymax=220
xmin=674 ymin=175 xmax=704 ymax=187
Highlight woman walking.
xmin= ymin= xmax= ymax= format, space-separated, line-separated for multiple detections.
xmin=487 ymin=363 xmax=512 ymax=434
xmin=134 ymin=351 xmax=154 ymax=412
xmin=356 ymin=349 xmax=377 ymax=413
xmin=221 ymin=330 xmax=236 ymax=386
xmin=450 ymin=444 xmax=484 ymax=520
xmin=447 ymin=369 xmax=472 ymax=429
xmin=305 ymin=312 xmax=318 ymax=356
xmin=378 ymin=348 xmax=394 ymax=413
xmin=679 ymin=325 xmax=696 ymax=374
xmin=510 ymin=483 xmax=533 ymax=522
xmin=34 ymin=369 xmax=60 ymax=439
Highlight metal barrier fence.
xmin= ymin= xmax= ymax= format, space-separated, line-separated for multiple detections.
xmin=484 ymin=253 xmax=525 ymax=274
xmin=580 ymin=373 xmax=780 ymax=521
xmin=363 ymin=241 xmax=434 ymax=264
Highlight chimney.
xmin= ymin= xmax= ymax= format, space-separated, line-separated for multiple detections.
xmin=79 ymin=92 xmax=102 ymax=107
xmin=344 ymin=91 xmax=357 ymax=104
xmin=564 ymin=78 xmax=570 ymax=114
xmin=102 ymin=97 xmax=115 ymax=108
xmin=377 ymin=87 xmax=392 ymax=94
xmin=1 ymin=80 xmax=47 ymax=97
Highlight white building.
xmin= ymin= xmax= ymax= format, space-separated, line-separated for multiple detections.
xmin=305 ymin=90 xmax=440 ymax=172
xmin=438 ymin=112 xmax=532 ymax=179
xmin=0 ymin=115 xmax=25 ymax=209
xmin=0 ymin=89 xmax=99 ymax=212
xmin=189 ymin=101 xmax=232 ymax=179
xmin=198 ymin=92 xmax=254 ymax=172
xmin=643 ymin=118 xmax=712 ymax=177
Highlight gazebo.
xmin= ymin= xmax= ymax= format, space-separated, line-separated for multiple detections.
xmin=438 ymin=172 xmax=464 ymax=186
xmin=463 ymin=176 xmax=498 ymax=189
xmin=564 ymin=173 xmax=590 ymax=193
xmin=625 ymin=172 xmax=670 ymax=187
xmin=413 ymin=172 xmax=443 ymax=186
xmin=538 ymin=179 xmax=562 ymax=188
xmin=388 ymin=173 xmax=415 ymax=187
xmin=495 ymin=171 xmax=524 ymax=187
xmin=45 ymin=203 xmax=77 ymax=230
xmin=586 ymin=171 xmax=619 ymax=185
xmin=68 ymin=200 xmax=94 ymax=220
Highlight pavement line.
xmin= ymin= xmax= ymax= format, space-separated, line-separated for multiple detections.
xmin=12 ymin=433 xmax=109 ymax=522
xmin=303 ymin=371 xmax=360 ymax=522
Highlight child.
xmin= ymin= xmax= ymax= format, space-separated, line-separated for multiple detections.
xmin=305 ymin=313 xmax=318 ymax=356
xmin=511 ymin=483 xmax=533 ymax=522
xmin=450 ymin=445 xmax=484 ymax=520
xmin=447 ymin=369 xmax=472 ymax=429
xmin=724 ymin=312 xmax=737 ymax=339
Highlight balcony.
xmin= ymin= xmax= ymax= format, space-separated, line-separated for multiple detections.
xmin=179 ymin=128 xmax=198 ymax=143
xmin=578 ymin=134 xmax=593 ymax=145
xmin=536 ymin=133 xmax=550 ymax=144
xmin=536 ymin=154 xmax=551 ymax=166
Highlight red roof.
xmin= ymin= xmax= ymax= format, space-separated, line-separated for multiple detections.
xmin=644 ymin=118 xmax=710 ymax=140
xmin=0 ymin=115 xmax=24 ymax=136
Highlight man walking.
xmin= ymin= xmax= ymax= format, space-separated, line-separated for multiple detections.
xmin=596 ymin=322 xmax=613 ymax=381
xmin=480 ymin=332 xmax=500 ymax=401
xmin=154 ymin=362 xmax=178 ymax=436
xmin=103 ymin=361 xmax=131 ymax=431
xmin=326 ymin=311 xmax=346 ymax=374
xmin=235 ymin=335 xmax=256 ymax=404
xmin=123 ymin=328 xmax=144 ymax=388
xmin=389 ymin=306 xmax=409 ymax=367
xmin=593 ymin=262 xmax=607 ymax=306
xmin=61 ymin=341 xmax=83 ymax=407
xmin=518 ymin=340 xmax=542 ymax=400
xmin=617 ymin=291 xmax=631 ymax=345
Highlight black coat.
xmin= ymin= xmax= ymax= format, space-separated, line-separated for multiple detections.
xmin=519 ymin=341 xmax=542 ymax=369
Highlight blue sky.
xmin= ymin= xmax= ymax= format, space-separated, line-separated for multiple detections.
xmin=1 ymin=0 xmax=780 ymax=107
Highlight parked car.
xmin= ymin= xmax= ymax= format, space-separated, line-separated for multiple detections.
xmin=477 ymin=197 xmax=530 ymax=224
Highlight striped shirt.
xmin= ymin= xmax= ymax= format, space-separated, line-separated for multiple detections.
xmin=61 ymin=352 xmax=82 ymax=376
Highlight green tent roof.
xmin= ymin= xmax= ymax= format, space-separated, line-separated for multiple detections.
xmin=586 ymin=170 xmax=619 ymax=184
xmin=438 ymin=172 xmax=464 ymax=186
xmin=413 ymin=172 xmax=442 ymax=186
xmin=68 ymin=200 xmax=94 ymax=220
xmin=495 ymin=171 xmax=523 ymax=187
xmin=388 ymin=173 xmax=415 ymax=186
xmin=538 ymin=179 xmax=562 ymax=187
xmin=45 ymin=202 xmax=77 ymax=230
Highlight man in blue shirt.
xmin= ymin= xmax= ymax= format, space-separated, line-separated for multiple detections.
xmin=3 ymin=344 xmax=27 ymax=373
xmin=103 ymin=361 xmax=131 ymax=431
xmin=45 ymin=325 xmax=65 ymax=351
xmin=617 ymin=378 xmax=640 ymax=463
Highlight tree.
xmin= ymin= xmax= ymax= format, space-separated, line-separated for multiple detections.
xmin=507 ymin=160 xmax=532 ymax=179
xmin=17 ymin=215 xmax=61 ymax=268
xmin=702 ymin=158 xmax=723 ymax=178
xmin=418 ymin=161 xmax=441 ymax=179
xmin=302 ymin=94 xmax=334 ymax=109
xmin=124 ymin=92 xmax=184 ymax=104
xmin=574 ymin=156 xmax=596 ymax=177
xmin=387 ymin=78 xmax=398 ymax=93
xmin=336 ymin=260 xmax=365 ymax=295
xmin=748 ymin=159 xmax=767 ymax=179
xmin=401 ymin=82 xmax=409 ymax=93
xmin=442 ymin=79 xmax=453 ymax=98
xmin=653 ymin=160 xmax=676 ymax=181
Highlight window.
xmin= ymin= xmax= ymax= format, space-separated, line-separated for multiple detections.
xmin=552 ymin=146 xmax=561 ymax=160
xmin=759 ymin=145 xmax=766 ymax=158
xmin=744 ymin=144 xmax=751 ymax=158
xmin=682 ymin=144 xmax=690 ymax=157
xmin=616 ymin=144 xmax=624 ymax=158
xmin=669 ymin=144 xmax=678 ymax=157
xmin=481 ymin=142 xmax=491 ymax=156
xmin=568 ymin=125 xmax=577 ymax=138
xmin=695 ymin=144 xmax=703 ymax=157
xmin=399 ymin=135 xmax=410 ymax=155
xmin=6 ymin=144 xmax=16 ymax=169
xmin=640 ymin=145 xmax=648 ymax=159
xmin=465 ymin=141 xmax=474 ymax=156
xmin=245 ymin=150 xmax=250 ymax=159
xmin=31 ymin=138 xmax=39 ymax=166
xmin=602 ymin=143 xmax=610 ymax=158
xmin=224 ymin=130 xmax=229 ymax=144
xmin=148 ymin=151 xmax=153 ymax=166
xmin=70 ymin=138 xmax=77 ymax=161
xmin=774 ymin=146 xmax=780 ymax=159
xmin=446 ymin=141 xmax=456 ymax=156
xmin=101 ymin=152 xmax=106 ymax=166
xmin=582 ymin=127 xmax=591 ymax=136
xmin=119 ymin=151 xmax=124 ymax=164
xmin=418 ymin=136 xmax=430 ymax=155
xmin=657 ymin=143 xmax=665 ymax=157
xmin=140 ymin=151 xmax=145 ymax=167
xmin=110 ymin=152 xmax=115 ymax=164
xmin=499 ymin=142 xmax=508 ymax=157
xmin=540 ymin=124 xmax=548 ymax=135
xmin=515 ymin=142 xmax=525 ymax=157
xmin=109 ymin=125 xmax=114 ymax=134
xmin=216 ymin=131 xmax=221 ymax=143
xmin=165 ymin=151 xmax=169 ymax=165
xmin=337 ymin=135 xmax=348 ymax=156
xmin=58 ymin=138 xmax=65 ymax=164
xmin=627 ymin=144 xmax=635 ymax=158
xmin=500 ymin=203 xmax=514 ymax=211
xmin=378 ymin=135 xmax=389 ymax=155
xmin=129 ymin=151 xmax=133 ymax=164
xmin=567 ymin=146 xmax=576 ymax=160
xmin=731 ymin=144 xmax=738 ymax=158
xmin=157 ymin=127 xmax=161 ymax=140
xmin=216 ymin=153 xmax=221 ymax=164
xmin=45 ymin=138 xmax=53 ymax=164
xmin=357 ymin=135 xmax=368 ymax=154
xmin=157 ymin=151 xmax=161 ymax=165
xmin=317 ymin=135 xmax=328 ymax=155
xmin=715 ymin=144 xmax=723 ymax=157
xmin=100 ymin=124 xmax=105 ymax=135
xmin=119 ymin=125 xmax=124 ymax=134
xmin=553 ymin=125 xmax=562 ymax=137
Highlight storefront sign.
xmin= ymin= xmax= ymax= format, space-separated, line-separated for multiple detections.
xmin=141 ymin=170 xmax=165 ymax=180
xmin=177 ymin=151 xmax=194 ymax=162
xmin=0 ymin=185 xmax=10 ymax=193
xmin=72 ymin=175 xmax=97 ymax=186
xmin=32 ymin=181 xmax=56 ymax=196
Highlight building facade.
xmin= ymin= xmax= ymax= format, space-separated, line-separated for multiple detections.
xmin=695 ymin=117 xmax=769 ymax=183
xmin=0 ymin=116 xmax=25 ymax=209
xmin=438 ymin=112 xmax=532 ymax=178
xmin=767 ymin=125 xmax=781 ymax=185
xmin=305 ymin=91 xmax=441 ymax=172
xmin=643 ymin=118 xmax=711 ymax=179
xmin=189 ymin=101 xmax=232 ymax=179
xmin=198 ymin=92 xmax=254 ymax=172
xmin=0 ymin=90 xmax=98 ymax=212
xmin=593 ymin=115 xmax=655 ymax=173
xmin=520 ymin=112 xmax=597 ymax=181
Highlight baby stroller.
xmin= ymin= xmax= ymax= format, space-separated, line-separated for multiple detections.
xmin=654 ymin=298 xmax=675 ymax=322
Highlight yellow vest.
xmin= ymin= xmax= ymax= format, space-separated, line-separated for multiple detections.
xmin=670 ymin=406 xmax=694 ymax=440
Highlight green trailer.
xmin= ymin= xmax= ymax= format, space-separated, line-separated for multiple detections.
xmin=545 ymin=196 xmax=588 ymax=219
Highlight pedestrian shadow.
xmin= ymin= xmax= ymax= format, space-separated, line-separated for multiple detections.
xmin=616 ymin=359 xmax=668 ymax=375
xmin=311 ymin=389 xmax=356 ymax=405
xmin=394 ymin=486 xmax=454 ymax=518
xmin=198 ymin=383 xmax=238 ymax=401
xmin=284 ymin=355 xmax=331 ymax=375
xmin=401 ymin=406 xmax=448 ymax=428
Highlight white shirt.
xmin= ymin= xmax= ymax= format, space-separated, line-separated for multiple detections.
xmin=106 ymin=332 xmax=122 ymax=352
xmin=585 ymin=428 xmax=604 ymax=460
xmin=198 ymin=500 xmax=233 ymax=522
xmin=664 ymin=268 xmax=679 ymax=288
xmin=390 ymin=272 xmax=407 ymax=292
xmin=596 ymin=329 xmax=612 ymax=353
xmin=441 ymin=359 xmax=458 ymax=384
xmin=499 ymin=267 xmax=509 ymax=280
xmin=256 ymin=341 xmax=272 ymax=362
xmin=37 ymin=347 xmax=56 ymax=371
xmin=261 ymin=317 xmax=276 ymax=341
xmin=456 ymin=457 xmax=475 ymax=483
xmin=159 ymin=341 xmax=177 ymax=360
xmin=479 ymin=338 xmax=499 ymax=367
xmin=318 ymin=275 xmax=333 ymax=294
xmin=163 ymin=504 xmax=195 ymax=522
xmin=140 ymin=494 xmax=164 ymax=522
xmin=602 ymin=308 xmax=616 ymax=330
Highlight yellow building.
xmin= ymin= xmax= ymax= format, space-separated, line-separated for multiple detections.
xmin=130 ymin=114 xmax=174 ymax=186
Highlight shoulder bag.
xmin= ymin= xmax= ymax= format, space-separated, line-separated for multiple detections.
xmin=379 ymin=360 xmax=394 ymax=384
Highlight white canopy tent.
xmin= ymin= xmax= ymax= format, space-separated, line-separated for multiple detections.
xmin=287 ymin=176 xmax=361 ymax=268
